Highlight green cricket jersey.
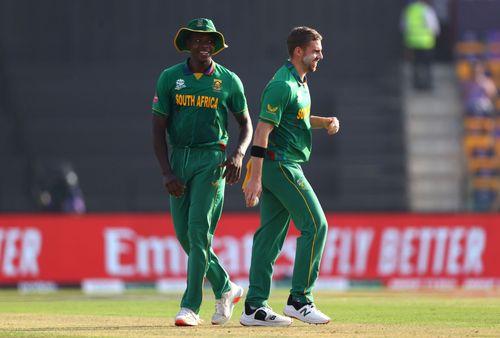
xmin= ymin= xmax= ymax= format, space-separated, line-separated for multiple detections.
xmin=259 ymin=61 xmax=312 ymax=163
xmin=152 ymin=59 xmax=248 ymax=149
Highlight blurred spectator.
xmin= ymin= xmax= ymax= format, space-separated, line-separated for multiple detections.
xmin=401 ymin=0 xmax=440 ymax=90
xmin=34 ymin=161 xmax=86 ymax=213
xmin=430 ymin=0 xmax=452 ymax=61
xmin=462 ymin=61 xmax=498 ymax=116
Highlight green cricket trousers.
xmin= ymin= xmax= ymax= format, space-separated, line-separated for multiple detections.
xmin=169 ymin=147 xmax=231 ymax=313
xmin=246 ymin=159 xmax=328 ymax=307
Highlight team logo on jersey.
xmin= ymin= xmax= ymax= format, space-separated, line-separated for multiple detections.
xmin=213 ymin=79 xmax=222 ymax=91
xmin=266 ymin=104 xmax=279 ymax=113
xmin=296 ymin=178 xmax=308 ymax=190
xmin=175 ymin=79 xmax=186 ymax=90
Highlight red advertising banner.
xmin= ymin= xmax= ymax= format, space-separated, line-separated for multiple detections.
xmin=0 ymin=213 xmax=499 ymax=287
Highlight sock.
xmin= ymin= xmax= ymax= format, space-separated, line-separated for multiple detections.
xmin=287 ymin=294 xmax=311 ymax=310
xmin=245 ymin=303 xmax=257 ymax=315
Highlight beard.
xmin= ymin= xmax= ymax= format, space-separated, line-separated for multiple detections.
xmin=302 ymin=54 xmax=318 ymax=72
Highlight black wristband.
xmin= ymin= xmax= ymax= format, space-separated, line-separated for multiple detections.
xmin=250 ymin=145 xmax=266 ymax=158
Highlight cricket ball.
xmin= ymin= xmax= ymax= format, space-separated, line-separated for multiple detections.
xmin=249 ymin=196 xmax=259 ymax=207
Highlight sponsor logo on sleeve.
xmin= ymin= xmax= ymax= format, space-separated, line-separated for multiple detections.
xmin=266 ymin=104 xmax=279 ymax=113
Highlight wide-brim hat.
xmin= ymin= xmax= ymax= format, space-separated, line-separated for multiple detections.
xmin=174 ymin=18 xmax=228 ymax=56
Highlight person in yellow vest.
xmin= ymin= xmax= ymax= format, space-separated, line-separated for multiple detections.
xmin=401 ymin=0 xmax=440 ymax=90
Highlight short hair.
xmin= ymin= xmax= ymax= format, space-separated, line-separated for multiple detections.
xmin=287 ymin=26 xmax=322 ymax=56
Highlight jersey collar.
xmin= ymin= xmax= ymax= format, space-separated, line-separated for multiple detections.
xmin=286 ymin=60 xmax=307 ymax=86
xmin=183 ymin=58 xmax=216 ymax=76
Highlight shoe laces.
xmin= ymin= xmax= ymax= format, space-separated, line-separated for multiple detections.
xmin=306 ymin=303 xmax=327 ymax=316
xmin=264 ymin=306 xmax=277 ymax=314
xmin=263 ymin=306 xmax=281 ymax=320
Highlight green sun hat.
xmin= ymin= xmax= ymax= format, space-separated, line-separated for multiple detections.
xmin=174 ymin=18 xmax=228 ymax=56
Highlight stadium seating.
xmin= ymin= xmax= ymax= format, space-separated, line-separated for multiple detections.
xmin=456 ymin=30 xmax=500 ymax=211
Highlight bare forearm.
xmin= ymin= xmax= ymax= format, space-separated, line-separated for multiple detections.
xmin=243 ymin=121 xmax=273 ymax=207
xmin=153 ymin=136 xmax=172 ymax=175
xmin=252 ymin=121 xmax=272 ymax=148
xmin=152 ymin=116 xmax=173 ymax=176
xmin=249 ymin=121 xmax=274 ymax=180
xmin=310 ymin=115 xmax=333 ymax=129
xmin=311 ymin=115 xmax=340 ymax=135
xmin=152 ymin=115 xmax=186 ymax=196
xmin=233 ymin=113 xmax=253 ymax=156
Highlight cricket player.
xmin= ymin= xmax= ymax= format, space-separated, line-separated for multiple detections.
xmin=152 ymin=18 xmax=253 ymax=326
xmin=240 ymin=26 xmax=339 ymax=326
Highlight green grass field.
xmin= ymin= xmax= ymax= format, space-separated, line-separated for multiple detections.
xmin=0 ymin=288 xmax=499 ymax=337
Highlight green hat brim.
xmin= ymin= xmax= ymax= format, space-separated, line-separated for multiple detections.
xmin=174 ymin=28 xmax=228 ymax=56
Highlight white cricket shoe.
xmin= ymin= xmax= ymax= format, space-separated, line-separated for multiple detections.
xmin=211 ymin=281 xmax=244 ymax=325
xmin=283 ymin=302 xmax=330 ymax=324
xmin=240 ymin=306 xmax=292 ymax=327
xmin=175 ymin=307 xmax=202 ymax=326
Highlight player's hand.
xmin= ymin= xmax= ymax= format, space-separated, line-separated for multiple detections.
xmin=244 ymin=178 xmax=261 ymax=208
xmin=220 ymin=151 xmax=244 ymax=185
xmin=163 ymin=173 xmax=185 ymax=197
xmin=326 ymin=117 xmax=340 ymax=135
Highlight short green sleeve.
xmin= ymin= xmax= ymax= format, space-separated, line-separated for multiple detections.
xmin=228 ymin=73 xmax=248 ymax=115
xmin=152 ymin=70 xmax=170 ymax=118
xmin=259 ymin=81 xmax=291 ymax=126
